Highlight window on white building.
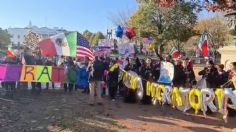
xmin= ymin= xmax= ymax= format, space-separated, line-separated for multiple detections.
xmin=17 ymin=35 xmax=20 ymax=39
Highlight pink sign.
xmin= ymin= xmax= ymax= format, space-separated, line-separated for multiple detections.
xmin=0 ymin=64 xmax=7 ymax=80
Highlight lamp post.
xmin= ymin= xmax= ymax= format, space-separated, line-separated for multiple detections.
xmin=107 ymin=28 xmax=112 ymax=39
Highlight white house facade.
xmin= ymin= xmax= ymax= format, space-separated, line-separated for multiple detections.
xmin=7 ymin=23 xmax=65 ymax=46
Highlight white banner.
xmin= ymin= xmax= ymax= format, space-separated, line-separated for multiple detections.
xmin=118 ymin=42 xmax=135 ymax=56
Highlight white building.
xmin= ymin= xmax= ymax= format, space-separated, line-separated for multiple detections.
xmin=7 ymin=22 xmax=65 ymax=46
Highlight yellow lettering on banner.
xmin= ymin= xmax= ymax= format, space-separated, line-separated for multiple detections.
xmin=130 ymin=76 xmax=137 ymax=90
xmin=146 ymin=82 xmax=156 ymax=98
xmin=189 ymin=89 xmax=201 ymax=114
xmin=171 ymin=87 xmax=182 ymax=108
xmin=146 ymin=81 xmax=152 ymax=96
xmin=215 ymin=88 xmax=224 ymax=111
xmin=156 ymin=85 xmax=165 ymax=103
xmin=151 ymin=83 xmax=156 ymax=98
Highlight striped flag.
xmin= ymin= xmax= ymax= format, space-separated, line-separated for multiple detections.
xmin=6 ymin=46 xmax=15 ymax=58
xmin=76 ymin=33 xmax=95 ymax=61
xmin=197 ymin=32 xmax=208 ymax=57
xmin=38 ymin=32 xmax=94 ymax=60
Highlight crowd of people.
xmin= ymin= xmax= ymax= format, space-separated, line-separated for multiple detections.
xmin=1 ymin=52 xmax=236 ymax=116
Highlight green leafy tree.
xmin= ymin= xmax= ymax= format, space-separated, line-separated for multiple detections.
xmin=91 ymin=32 xmax=105 ymax=45
xmin=0 ymin=28 xmax=11 ymax=50
xmin=129 ymin=1 xmax=198 ymax=56
xmin=83 ymin=30 xmax=93 ymax=41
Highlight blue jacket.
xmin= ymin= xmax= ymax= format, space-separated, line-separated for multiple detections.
xmin=76 ymin=67 xmax=89 ymax=88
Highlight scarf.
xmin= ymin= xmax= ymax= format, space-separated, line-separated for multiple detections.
xmin=109 ymin=64 xmax=119 ymax=72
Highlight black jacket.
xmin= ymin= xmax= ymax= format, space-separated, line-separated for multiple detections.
xmin=199 ymin=67 xmax=218 ymax=88
xmin=108 ymin=65 xmax=119 ymax=87
xmin=173 ymin=65 xmax=186 ymax=87
xmin=89 ymin=60 xmax=105 ymax=81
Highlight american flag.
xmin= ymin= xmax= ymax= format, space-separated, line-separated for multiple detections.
xmin=76 ymin=33 xmax=95 ymax=60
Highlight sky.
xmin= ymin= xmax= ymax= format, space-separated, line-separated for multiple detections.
xmin=0 ymin=0 xmax=217 ymax=33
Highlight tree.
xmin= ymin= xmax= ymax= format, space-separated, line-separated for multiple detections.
xmin=82 ymin=30 xmax=105 ymax=46
xmin=83 ymin=30 xmax=93 ymax=41
xmin=129 ymin=1 xmax=197 ymax=55
xmin=194 ymin=16 xmax=232 ymax=53
xmin=205 ymin=0 xmax=236 ymax=12
xmin=137 ymin=0 xmax=236 ymax=12
xmin=91 ymin=32 xmax=105 ymax=45
xmin=0 ymin=28 xmax=11 ymax=49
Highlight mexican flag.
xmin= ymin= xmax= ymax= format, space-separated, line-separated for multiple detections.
xmin=38 ymin=32 xmax=77 ymax=57
xmin=6 ymin=46 xmax=15 ymax=58
xmin=197 ymin=33 xmax=208 ymax=57
xmin=170 ymin=47 xmax=180 ymax=58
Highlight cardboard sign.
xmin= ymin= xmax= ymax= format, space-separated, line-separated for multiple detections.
xmin=20 ymin=65 xmax=37 ymax=82
xmin=0 ymin=64 xmax=7 ymax=80
xmin=36 ymin=66 xmax=52 ymax=82
xmin=51 ymin=67 xmax=65 ymax=83
xmin=158 ymin=62 xmax=174 ymax=84
xmin=4 ymin=65 xmax=22 ymax=81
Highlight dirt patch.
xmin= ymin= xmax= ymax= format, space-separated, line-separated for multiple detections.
xmin=0 ymin=90 xmax=235 ymax=132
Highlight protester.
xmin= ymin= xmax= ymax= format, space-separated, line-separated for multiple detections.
xmin=63 ymin=57 xmax=70 ymax=92
xmin=140 ymin=58 xmax=154 ymax=104
xmin=65 ymin=59 xmax=77 ymax=93
xmin=102 ymin=57 xmax=110 ymax=97
xmin=223 ymin=62 xmax=236 ymax=119
xmin=88 ymin=56 xmax=105 ymax=105
xmin=173 ymin=60 xmax=185 ymax=87
xmin=108 ymin=59 xmax=119 ymax=101
xmin=198 ymin=60 xmax=218 ymax=89
xmin=34 ymin=54 xmax=43 ymax=93
xmin=134 ymin=57 xmax=141 ymax=74
xmin=228 ymin=62 xmax=236 ymax=89
xmin=45 ymin=58 xmax=55 ymax=90
xmin=124 ymin=57 xmax=135 ymax=71
xmin=182 ymin=58 xmax=196 ymax=88
xmin=3 ymin=56 xmax=20 ymax=97
xmin=215 ymin=64 xmax=228 ymax=88
xmin=152 ymin=60 xmax=161 ymax=81
xmin=76 ymin=61 xmax=89 ymax=93
xmin=23 ymin=51 xmax=40 ymax=94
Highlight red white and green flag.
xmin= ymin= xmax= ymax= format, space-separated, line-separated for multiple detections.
xmin=170 ymin=47 xmax=180 ymax=58
xmin=6 ymin=46 xmax=15 ymax=58
xmin=38 ymin=32 xmax=77 ymax=57
xmin=38 ymin=32 xmax=94 ymax=60
xmin=197 ymin=32 xmax=208 ymax=57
